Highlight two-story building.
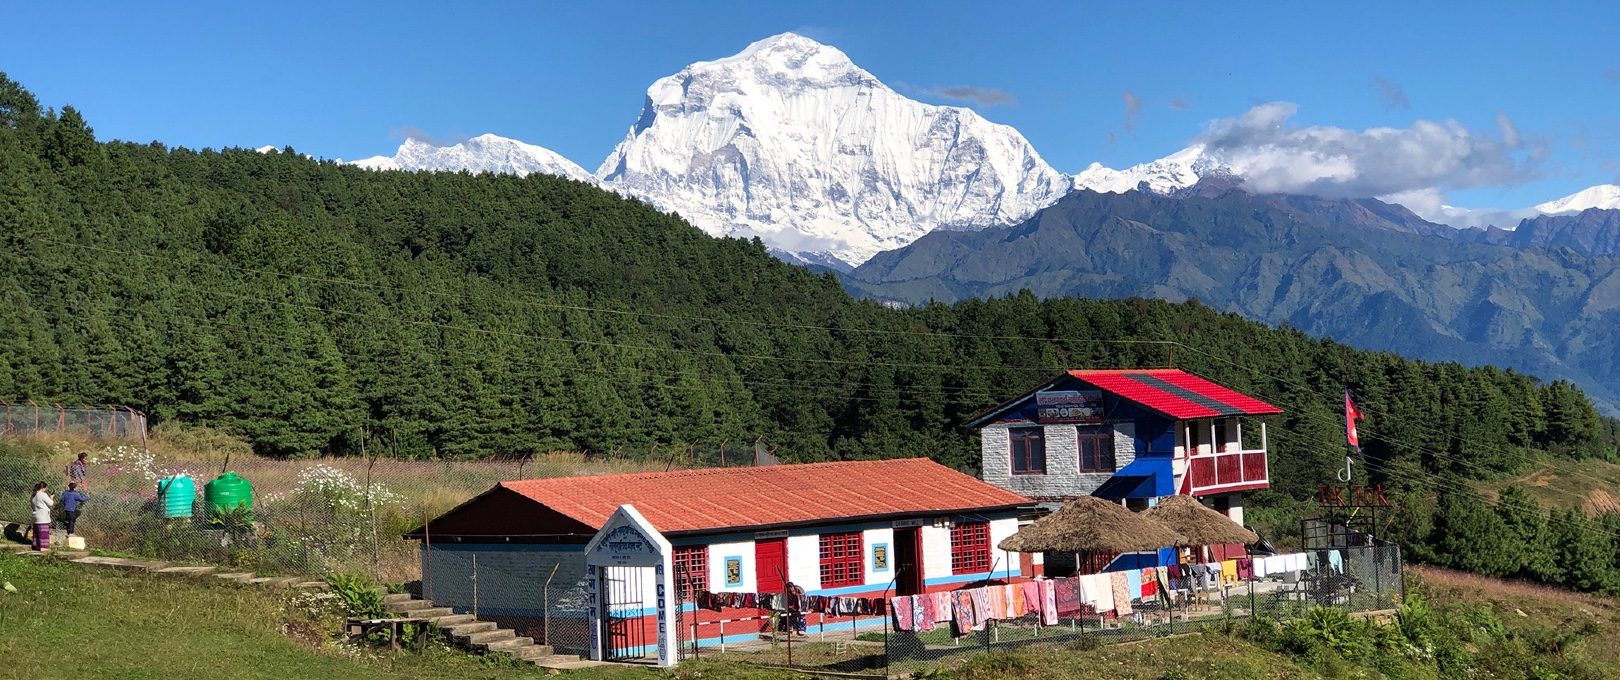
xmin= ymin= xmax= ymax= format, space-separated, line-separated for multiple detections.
xmin=968 ymin=368 xmax=1282 ymax=529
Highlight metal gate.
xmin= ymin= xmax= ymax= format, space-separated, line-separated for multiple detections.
xmin=602 ymin=566 xmax=653 ymax=661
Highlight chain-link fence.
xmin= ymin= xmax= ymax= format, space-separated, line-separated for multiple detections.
xmin=19 ymin=437 xmax=766 ymax=585
xmin=1 ymin=403 xmax=146 ymax=440
xmin=695 ymin=544 xmax=1403 ymax=677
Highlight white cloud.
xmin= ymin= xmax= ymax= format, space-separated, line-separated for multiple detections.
xmin=1376 ymin=188 xmax=1537 ymax=228
xmin=1195 ymin=102 xmax=1543 ymax=200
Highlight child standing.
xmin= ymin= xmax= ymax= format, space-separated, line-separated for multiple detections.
xmin=60 ymin=483 xmax=88 ymax=536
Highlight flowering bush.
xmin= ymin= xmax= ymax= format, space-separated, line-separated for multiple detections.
xmin=85 ymin=444 xmax=198 ymax=498
xmin=289 ymin=465 xmax=401 ymax=511
xmin=252 ymin=464 xmax=404 ymax=570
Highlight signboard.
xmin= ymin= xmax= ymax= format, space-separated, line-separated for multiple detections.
xmin=892 ymin=518 xmax=925 ymax=528
xmin=725 ymin=557 xmax=742 ymax=586
xmin=872 ymin=543 xmax=889 ymax=572
xmin=755 ymin=529 xmax=789 ymax=539
xmin=1035 ymin=389 xmax=1105 ymax=424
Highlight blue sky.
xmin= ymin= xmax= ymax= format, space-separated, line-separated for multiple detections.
xmin=3 ymin=1 xmax=1617 ymax=211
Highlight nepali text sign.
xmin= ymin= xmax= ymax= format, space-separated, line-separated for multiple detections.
xmin=1035 ymin=389 xmax=1104 ymax=424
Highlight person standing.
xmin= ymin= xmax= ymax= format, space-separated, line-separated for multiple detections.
xmin=29 ymin=482 xmax=53 ymax=551
xmin=785 ymin=581 xmax=808 ymax=637
xmin=60 ymin=483 xmax=87 ymax=536
xmin=66 ymin=452 xmax=89 ymax=489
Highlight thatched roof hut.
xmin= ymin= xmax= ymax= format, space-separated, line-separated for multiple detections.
xmin=1142 ymin=494 xmax=1258 ymax=546
xmin=997 ymin=496 xmax=1184 ymax=554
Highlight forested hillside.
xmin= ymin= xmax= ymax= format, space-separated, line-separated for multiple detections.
xmin=844 ymin=187 xmax=1620 ymax=412
xmin=2 ymin=74 xmax=1617 ymax=503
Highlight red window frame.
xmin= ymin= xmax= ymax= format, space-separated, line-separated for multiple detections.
xmin=818 ymin=532 xmax=864 ymax=588
xmin=1077 ymin=430 xmax=1115 ymax=473
xmin=672 ymin=545 xmax=708 ymax=599
xmin=950 ymin=521 xmax=991 ymax=575
xmin=1009 ymin=426 xmax=1046 ymax=475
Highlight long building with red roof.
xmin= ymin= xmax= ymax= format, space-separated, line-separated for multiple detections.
xmin=406 ymin=458 xmax=1033 ymax=661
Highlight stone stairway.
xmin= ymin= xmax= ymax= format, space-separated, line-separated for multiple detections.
xmin=382 ymin=593 xmax=602 ymax=669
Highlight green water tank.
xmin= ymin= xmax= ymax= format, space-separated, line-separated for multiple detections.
xmin=156 ymin=475 xmax=195 ymax=519
xmin=204 ymin=472 xmax=254 ymax=515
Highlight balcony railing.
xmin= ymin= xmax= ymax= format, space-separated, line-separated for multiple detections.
xmin=1187 ymin=448 xmax=1270 ymax=495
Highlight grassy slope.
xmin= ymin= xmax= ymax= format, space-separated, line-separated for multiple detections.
xmin=1474 ymin=457 xmax=1620 ymax=515
xmin=3 ymin=550 xmax=1615 ymax=680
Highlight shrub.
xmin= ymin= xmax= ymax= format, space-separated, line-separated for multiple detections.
xmin=327 ymin=572 xmax=388 ymax=619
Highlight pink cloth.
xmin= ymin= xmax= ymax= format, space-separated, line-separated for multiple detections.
xmin=970 ymin=588 xmax=994 ymax=629
xmin=891 ymin=595 xmax=914 ymax=631
xmin=1039 ymin=579 xmax=1059 ymax=625
xmin=1021 ymin=581 xmax=1041 ymax=615
xmin=932 ymin=592 xmax=953 ymax=623
xmin=1003 ymin=584 xmax=1019 ymax=618
xmin=916 ymin=594 xmax=935 ymax=632
xmin=985 ymin=586 xmax=1006 ymax=622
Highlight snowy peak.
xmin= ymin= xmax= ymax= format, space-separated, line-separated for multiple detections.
xmin=597 ymin=32 xmax=1072 ymax=265
xmin=1074 ymin=145 xmax=1225 ymax=195
xmin=1536 ymin=184 xmax=1620 ymax=214
xmin=703 ymin=32 xmax=871 ymax=88
xmin=351 ymin=134 xmax=596 ymax=184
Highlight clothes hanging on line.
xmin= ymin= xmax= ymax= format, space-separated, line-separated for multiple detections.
xmin=1111 ymin=572 xmax=1133 ymax=617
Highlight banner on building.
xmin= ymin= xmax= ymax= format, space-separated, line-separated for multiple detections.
xmin=1035 ymin=389 xmax=1105 ymax=424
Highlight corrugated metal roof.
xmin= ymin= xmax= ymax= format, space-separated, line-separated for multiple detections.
xmin=1067 ymin=369 xmax=1284 ymax=420
xmin=498 ymin=458 xmax=1033 ymax=535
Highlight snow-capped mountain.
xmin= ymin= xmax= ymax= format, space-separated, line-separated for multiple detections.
xmin=594 ymin=32 xmax=1072 ymax=266
xmin=1073 ymin=145 xmax=1221 ymax=195
xmin=351 ymin=134 xmax=596 ymax=184
xmin=1536 ymin=184 xmax=1620 ymax=214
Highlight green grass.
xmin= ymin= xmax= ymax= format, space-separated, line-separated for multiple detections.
xmin=1475 ymin=457 xmax=1620 ymax=515
xmin=0 ymin=551 xmax=677 ymax=680
xmin=2 ymin=549 xmax=1613 ymax=680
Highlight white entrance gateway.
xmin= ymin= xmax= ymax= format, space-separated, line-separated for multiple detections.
xmin=584 ymin=505 xmax=677 ymax=666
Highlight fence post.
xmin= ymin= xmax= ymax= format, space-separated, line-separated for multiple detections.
xmin=472 ymin=554 xmax=478 ymax=619
xmin=542 ymin=563 xmax=559 ymax=647
xmin=423 ymin=509 xmax=432 ymax=602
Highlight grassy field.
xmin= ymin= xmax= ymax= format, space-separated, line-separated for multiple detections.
xmin=1474 ymin=456 xmax=1620 ymax=515
xmin=3 ymin=549 xmax=1617 ymax=679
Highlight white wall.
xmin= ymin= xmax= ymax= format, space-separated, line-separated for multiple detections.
xmin=862 ymin=527 xmax=896 ymax=587
xmin=786 ymin=533 xmax=821 ymax=591
xmin=921 ymin=524 xmax=952 ymax=580
xmin=704 ymin=540 xmax=756 ymax=593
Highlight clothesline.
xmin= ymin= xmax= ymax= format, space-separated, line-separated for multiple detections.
xmin=693 ymin=590 xmax=887 ymax=617
xmin=890 ymin=550 xmax=1341 ymax=637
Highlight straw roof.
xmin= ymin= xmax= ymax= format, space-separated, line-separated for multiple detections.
xmin=1142 ymin=494 xmax=1259 ymax=546
xmin=997 ymin=496 xmax=1185 ymax=554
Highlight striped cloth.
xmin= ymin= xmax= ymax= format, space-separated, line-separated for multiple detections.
xmin=32 ymin=523 xmax=50 ymax=550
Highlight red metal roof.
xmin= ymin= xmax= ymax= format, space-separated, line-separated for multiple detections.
xmin=498 ymin=458 xmax=1032 ymax=536
xmin=1067 ymin=369 xmax=1283 ymax=420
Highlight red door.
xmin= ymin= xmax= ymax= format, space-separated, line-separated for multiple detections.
xmin=894 ymin=527 xmax=925 ymax=595
xmin=755 ymin=537 xmax=787 ymax=595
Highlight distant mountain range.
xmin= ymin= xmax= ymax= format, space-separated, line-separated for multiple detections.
xmin=347 ymin=32 xmax=1620 ymax=269
xmin=842 ymin=185 xmax=1620 ymax=411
